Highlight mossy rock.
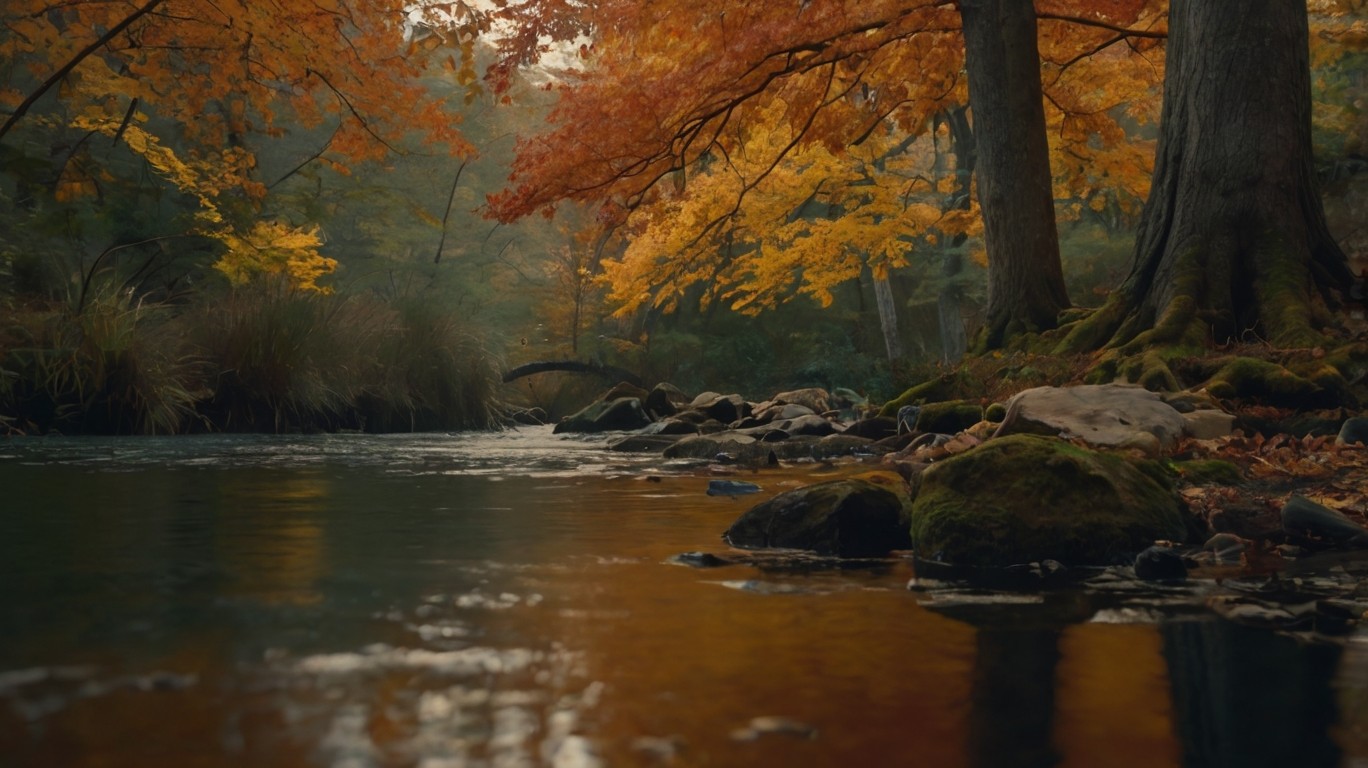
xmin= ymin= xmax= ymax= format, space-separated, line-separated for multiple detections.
xmin=1170 ymin=459 xmax=1245 ymax=486
xmin=915 ymin=400 xmax=984 ymax=434
xmin=879 ymin=374 xmax=966 ymax=417
xmin=909 ymin=434 xmax=1190 ymax=567
xmin=985 ymin=402 xmax=1008 ymax=423
xmin=724 ymin=475 xmax=912 ymax=557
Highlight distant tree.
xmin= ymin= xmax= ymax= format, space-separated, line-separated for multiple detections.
xmin=0 ymin=0 xmax=484 ymax=289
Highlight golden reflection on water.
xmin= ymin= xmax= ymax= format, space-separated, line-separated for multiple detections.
xmin=215 ymin=472 xmax=327 ymax=606
xmin=1055 ymin=623 xmax=1180 ymax=767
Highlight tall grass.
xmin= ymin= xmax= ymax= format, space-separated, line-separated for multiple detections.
xmin=0 ymin=278 xmax=499 ymax=435
xmin=360 ymin=299 xmax=498 ymax=431
xmin=189 ymin=281 xmax=497 ymax=433
xmin=0 ymin=285 xmax=206 ymax=434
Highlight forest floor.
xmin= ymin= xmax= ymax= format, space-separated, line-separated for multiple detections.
xmin=939 ymin=313 xmax=1368 ymax=578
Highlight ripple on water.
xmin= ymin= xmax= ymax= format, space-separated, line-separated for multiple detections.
xmin=283 ymin=643 xmax=601 ymax=768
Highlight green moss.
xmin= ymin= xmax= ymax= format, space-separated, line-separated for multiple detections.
xmin=1205 ymin=356 xmax=1321 ymax=405
xmin=985 ymin=402 xmax=1007 ymax=423
xmin=879 ymin=373 xmax=965 ymax=417
xmin=1250 ymin=229 xmax=1327 ymax=349
xmin=1171 ymin=459 xmax=1245 ymax=486
xmin=1054 ymin=294 xmax=1128 ymax=355
xmin=909 ymin=434 xmax=1188 ymax=567
xmin=915 ymin=400 xmax=984 ymax=434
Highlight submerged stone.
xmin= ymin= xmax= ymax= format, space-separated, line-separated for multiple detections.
xmin=707 ymin=480 xmax=762 ymax=496
xmin=909 ymin=434 xmax=1190 ymax=568
xmin=1134 ymin=545 xmax=1187 ymax=582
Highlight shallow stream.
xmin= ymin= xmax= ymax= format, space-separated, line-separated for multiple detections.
xmin=1 ymin=427 xmax=1365 ymax=766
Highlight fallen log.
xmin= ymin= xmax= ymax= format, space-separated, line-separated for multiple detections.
xmin=501 ymin=360 xmax=643 ymax=387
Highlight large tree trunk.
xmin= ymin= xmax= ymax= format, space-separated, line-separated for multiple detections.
xmin=1106 ymin=0 xmax=1350 ymax=351
xmin=959 ymin=0 xmax=1070 ymax=349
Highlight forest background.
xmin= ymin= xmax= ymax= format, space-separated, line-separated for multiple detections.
xmin=1 ymin=0 xmax=1365 ymax=436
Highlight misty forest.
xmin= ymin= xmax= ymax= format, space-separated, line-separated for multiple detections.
xmin=4 ymin=1 xmax=1368 ymax=766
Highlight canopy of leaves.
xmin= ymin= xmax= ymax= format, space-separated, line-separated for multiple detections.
xmin=484 ymin=0 xmax=1168 ymax=319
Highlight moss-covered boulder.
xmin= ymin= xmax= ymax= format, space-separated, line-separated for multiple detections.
xmin=724 ymin=474 xmax=912 ymax=557
xmin=914 ymin=400 xmax=984 ymax=434
xmin=909 ymin=434 xmax=1190 ymax=567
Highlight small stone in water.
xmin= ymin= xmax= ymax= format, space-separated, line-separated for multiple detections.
xmin=1134 ymin=546 xmax=1187 ymax=582
xmin=729 ymin=716 xmax=818 ymax=742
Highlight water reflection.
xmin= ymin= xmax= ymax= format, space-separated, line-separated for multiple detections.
xmin=928 ymin=591 xmax=1353 ymax=768
xmin=0 ymin=433 xmax=1364 ymax=767
xmin=217 ymin=472 xmax=328 ymax=606
xmin=1163 ymin=619 xmax=1343 ymax=767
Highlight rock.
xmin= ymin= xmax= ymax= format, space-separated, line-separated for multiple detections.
xmin=601 ymin=381 xmax=649 ymax=403
xmin=1134 ymin=545 xmax=1187 ymax=581
xmin=663 ymin=432 xmax=757 ymax=460
xmin=723 ymin=475 xmax=912 ymax=557
xmin=730 ymin=716 xmax=818 ymax=742
xmin=690 ymin=393 xmax=748 ymax=424
xmin=771 ymin=413 xmax=838 ymax=437
xmin=1280 ymin=495 xmax=1368 ymax=547
xmin=909 ymin=434 xmax=1191 ymax=567
xmin=844 ymin=417 xmax=897 ymax=441
xmin=1117 ymin=431 xmax=1163 ymax=458
xmin=1203 ymin=533 xmax=1247 ymax=564
xmin=644 ymin=382 xmax=690 ymax=418
xmin=994 ymin=384 xmax=1189 ymax=452
xmin=1337 ymin=416 xmax=1368 ymax=446
xmin=607 ymin=435 xmax=684 ymax=452
xmin=707 ymin=479 xmax=762 ymax=496
xmin=772 ymin=388 xmax=831 ymax=414
xmin=1207 ymin=596 xmax=1314 ymax=630
xmin=754 ymin=403 xmax=817 ymax=422
xmin=913 ymin=400 xmax=983 ymax=434
xmin=1182 ymin=409 xmax=1236 ymax=440
xmin=638 ymin=419 xmax=698 ymax=436
xmin=813 ymin=433 xmax=877 ymax=458
xmin=553 ymin=397 xmax=653 ymax=433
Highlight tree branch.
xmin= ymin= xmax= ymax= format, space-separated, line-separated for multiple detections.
xmin=0 ymin=0 xmax=168 ymax=144
xmin=1035 ymin=12 xmax=1166 ymax=39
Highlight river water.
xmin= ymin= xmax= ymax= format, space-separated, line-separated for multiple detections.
xmin=0 ymin=428 xmax=1365 ymax=767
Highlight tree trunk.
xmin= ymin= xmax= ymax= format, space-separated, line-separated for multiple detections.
xmin=872 ymin=273 xmax=906 ymax=361
xmin=959 ymin=0 xmax=1070 ymax=349
xmin=1107 ymin=0 xmax=1350 ymax=351
xmin=936 ymin=106 xmax=975 ymax=364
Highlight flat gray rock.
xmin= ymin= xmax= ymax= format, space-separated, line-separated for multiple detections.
xmin=995 ymin=384 xmax=1188 ymax=451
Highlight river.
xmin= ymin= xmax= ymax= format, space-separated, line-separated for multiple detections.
xmin=0 ymin=428 xmax=1364 ymax=767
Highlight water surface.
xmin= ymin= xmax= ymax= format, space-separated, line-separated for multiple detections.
xmin=1 ymin=429 xmax=1364 ymax=766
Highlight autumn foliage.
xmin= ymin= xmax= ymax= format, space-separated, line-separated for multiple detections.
xmin=1 ymin=0 xmax=482 ymax=289
xmin=484 ymin=0 xmax=1169 ymax=324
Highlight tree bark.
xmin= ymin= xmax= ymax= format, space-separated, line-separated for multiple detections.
xmin=1106 ymin=0 xmax=1350 ymax=351
xmin=936 ymin=106 xmax=975 ymax=363
xmin=959 ymin=0 xmax=1070 ymax=349
xmin=872 ymin=273 xmax=906 ymax=361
